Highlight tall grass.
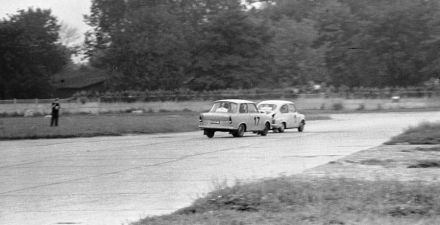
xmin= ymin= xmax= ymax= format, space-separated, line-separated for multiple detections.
xmin=134 ymin=177 xmax=440 ymax=225
xmin=386 ymin=122 xmax=440 ymax=144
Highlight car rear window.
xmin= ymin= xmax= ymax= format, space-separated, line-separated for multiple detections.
xmin=258 ymin=104 xmax=276 ymax=111
xmin=210 ymin=102 xmax=238 ymax=113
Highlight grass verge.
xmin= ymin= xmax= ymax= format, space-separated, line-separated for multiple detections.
xmin=134 ymin=177 xmax=440 ymax=225
xmin=0 ymin=112 xmax=200 ymax=140
xmin=0 ymin=112 xmax=330 ymax=140
xmin=386 ymin=122 xmax=440 ymax=145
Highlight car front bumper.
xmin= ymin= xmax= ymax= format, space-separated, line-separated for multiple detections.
xmin=270 ymin=123 xmax=282 ymax=129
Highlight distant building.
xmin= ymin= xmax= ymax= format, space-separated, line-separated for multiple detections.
xmin=52 ymin=65 xmax=107 ymax=98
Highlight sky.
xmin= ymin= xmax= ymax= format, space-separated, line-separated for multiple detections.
xmin=0 ymin=0 xmax=92 ymax=39
xmin=0 ymin=0 xmax=263 ymax=41
xmin=0 ymin=0 xmax=92 ymax=62
xmin=0 ymin=0 xmax=261 ymax=63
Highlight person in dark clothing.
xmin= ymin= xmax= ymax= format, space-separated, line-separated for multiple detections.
xmin=50 ymin=98 xmax=60 ymax=126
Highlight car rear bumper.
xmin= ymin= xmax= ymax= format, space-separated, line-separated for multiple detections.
xmin=199 ymin=123 xmax=234 ymax=131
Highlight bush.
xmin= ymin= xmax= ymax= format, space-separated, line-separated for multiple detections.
xmin=0 ymin=112 xmax=21 ymax=117
xmin=182 ymin=108 xmax=192 ymax=112
xmin=356 ymin=103 xmax=365 ymax=111
xmin=147 ymin=108 xmax=155 ymax=113
xmin=377 ymin=103 xmax=383 ymax=110
xmin=332 ymin=102 xmax=344 ymax=110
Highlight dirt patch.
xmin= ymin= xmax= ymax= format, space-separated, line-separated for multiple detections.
xmin=303 ymin=144 xmax=440 ymax=183
xmin=359 ymin=159 xmax=395 ymax=166
xmin=414 ymin=146 xmax=440 ymax=152
xmin=408 ymin=160 xmax=440 ymax=168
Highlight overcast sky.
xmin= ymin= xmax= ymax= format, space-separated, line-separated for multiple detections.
xmin=0 ymin=0 xmax=92 ymax=35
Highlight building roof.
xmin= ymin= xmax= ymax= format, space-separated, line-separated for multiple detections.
xmin=53 ymin=66 xmax=107 ymax=89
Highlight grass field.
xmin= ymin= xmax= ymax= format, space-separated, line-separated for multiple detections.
xmin=0 ymin=111 xmax=331 ymax=140
xmin=0 ymin=112 xmax=200 ymax=140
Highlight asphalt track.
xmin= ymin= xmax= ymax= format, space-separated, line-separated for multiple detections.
xmin=1 ymin=111 xmax=440 ymax=225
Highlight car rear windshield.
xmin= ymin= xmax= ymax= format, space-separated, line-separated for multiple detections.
xmin=210 ymin=102 xmax=238 ymax=113
xmin=258 ymin=104 xmax=277 ymax=111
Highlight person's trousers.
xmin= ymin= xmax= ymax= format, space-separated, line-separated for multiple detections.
xmin=51 ymin=115 xmax=58 ymax=126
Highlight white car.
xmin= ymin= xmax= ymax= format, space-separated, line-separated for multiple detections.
xmin=257 ymin=100 xmax=306 ymax=133
xmin=199 ymin=99 xmax=272 ymax=138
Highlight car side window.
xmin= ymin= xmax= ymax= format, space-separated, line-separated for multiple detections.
xmin=288 ymin=104 xmax=296 ymax=112
xmin=247 ymin=103 xmax=258 ymax=113
xmin=229 ymin=103 xmax=238 ymax=113
xmin=239 ymin=103 xmax=248 ymax=113
xmin=280 ymin=104 xmax=289 ymax=113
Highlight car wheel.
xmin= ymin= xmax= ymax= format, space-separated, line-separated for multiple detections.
xmin=233 ymin=124 xmax=245 ymax=137
xmin=298 ymin=121 xmax=305 ymax=132
xmin=205 ymin=130 xmax=215 ymax=138
xmin=278 ymin=123 xmax=285 ymax=133
xmin=260 ymin=122 xmax=270 ymax=136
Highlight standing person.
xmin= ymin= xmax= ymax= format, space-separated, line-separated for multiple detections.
xmin=50 ymin=98 xmax=60 ymax=127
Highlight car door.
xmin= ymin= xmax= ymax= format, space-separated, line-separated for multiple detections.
xmin=238 ymin=103 xmax=252 ymax=130
xmin=288 ymin=104 xmax=299 ymax=127
xmin=247 ymin=103 xmax=261 ymax=131
xmin=279 ymin=104 xmax=290 ymax=128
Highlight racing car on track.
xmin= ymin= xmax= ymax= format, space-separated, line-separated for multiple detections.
xmin=257 ymin=100 xmax=306 ymax=133
xmin=199 ymin=99 xmax=272 ymax=138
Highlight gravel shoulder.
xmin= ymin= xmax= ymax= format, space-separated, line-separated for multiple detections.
xmin=302 ymin=144 xmax=440 ymax=183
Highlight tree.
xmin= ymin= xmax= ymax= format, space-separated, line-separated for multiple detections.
xmin=267 ymin=16 xmax=326 ymax=87
xmin=59 ymin=23 xmax=81 ymax=47
xmin=105 ymin=2 xmax=193 ymax=90
xmin=0 ymin=8 xmax=69 ymax=99
xmin=185 ymin=8 xmax=274 ymax=90
xmin=83 ymin=0 xmax=126 ymax=65
xmin=84 ymin=0 xmax=274 ymax=91
xmin=313 ymin=0 xmax=440 ymax=87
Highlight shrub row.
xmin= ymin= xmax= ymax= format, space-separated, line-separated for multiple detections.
xmin=71 ymin=85 xmax=440 ymax=103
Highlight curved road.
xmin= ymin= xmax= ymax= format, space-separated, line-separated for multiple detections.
xmin=1 ymin=111 xmax=440 ymax=225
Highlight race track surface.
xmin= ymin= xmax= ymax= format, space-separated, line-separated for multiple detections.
xmin=1 ymin=111 xmax=439 ymax=225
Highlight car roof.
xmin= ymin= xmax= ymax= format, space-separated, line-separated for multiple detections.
xmin=258 ymin=100 xmax=294 ymax=105
xmin=215 ymin=99 xmax=256 ymax=104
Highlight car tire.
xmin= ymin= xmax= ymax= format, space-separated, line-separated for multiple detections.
xmin=278 ymin=123 xmax=285 ymax=133
xmin=260 ymin=122 xmax=270 ymax=136
xmin=233 ymin=124 xmax=245 ymax=137
xmin=205 ymin=130 xmax=215 ymax=138
xmin=298 ymin=121 xmax=305 ymax=132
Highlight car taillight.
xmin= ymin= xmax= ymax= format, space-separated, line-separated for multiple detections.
xmin=229 ymin=116 xmax=232 ymax=124
xmin=199 ymin=114 xmax=203 ymax=122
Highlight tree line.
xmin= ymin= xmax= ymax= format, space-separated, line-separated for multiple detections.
xmin=84 ymin=0 xmax=440 ymax=92
xmin=2 ymin=0 xmax=440 ymax=99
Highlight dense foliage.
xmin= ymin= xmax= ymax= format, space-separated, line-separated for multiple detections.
xmin=3 ymin=0 xmax=440 ymax=98
xmin=0 ymin=8 xmax=69 ymax=99
xmin=84 ymin=0 xmax=440 ymax=91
